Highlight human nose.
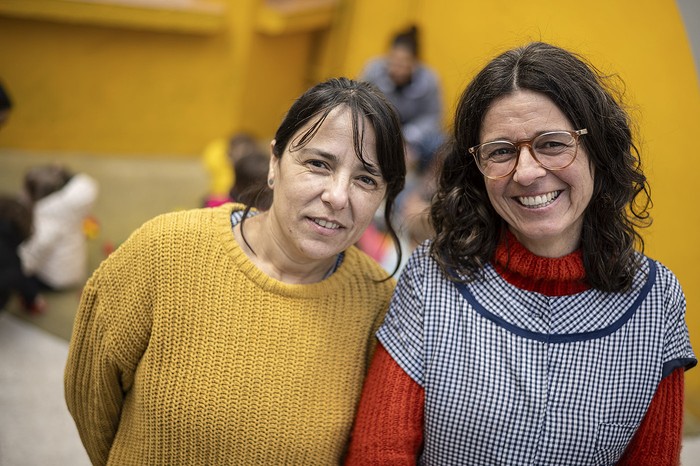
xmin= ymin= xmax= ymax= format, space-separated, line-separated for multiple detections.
xmin=511 ymin=144 xmax=546 ymax=185
xmin=321 ymin=176 xmax=350 ymax=209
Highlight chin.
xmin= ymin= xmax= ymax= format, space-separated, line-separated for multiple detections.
xmin=302 ymin=242 xmax=345 ymax=261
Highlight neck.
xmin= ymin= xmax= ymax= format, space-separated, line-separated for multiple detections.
xmin=493 ymin=230 xmax=590 ymax=296
xmin=235 ymin=213 xmax=336 ymax=284
xmin=509 ymin=228 xmax=581 ymax=258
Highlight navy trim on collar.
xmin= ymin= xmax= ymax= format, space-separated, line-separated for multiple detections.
xmin=453 ymin=258 xmax=657 ymax=343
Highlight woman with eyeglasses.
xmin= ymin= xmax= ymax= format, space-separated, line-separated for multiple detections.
xmin=345 ymin=42 xmax=695 ymax=465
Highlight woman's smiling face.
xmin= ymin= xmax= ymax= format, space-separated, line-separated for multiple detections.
xmin=266 ymin=105 xmax=387 ymax=264
xmin=481 ymin=90 xmax=594 ymax=257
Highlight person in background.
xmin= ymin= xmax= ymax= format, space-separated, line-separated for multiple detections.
xmin=0 ymin=80 xmax=11 ymax=129
xmin=358 ymin=25 xmax=443 ymax=271
xmin=0 ymin=195 xmax=46 ymax=314
xmin=346 ymin=42 xmax=695 ymax=465
xmin=228 ymin=151 xmax=271 ymax=208
xmin=64 ymin=77 xmax=406 ymax=465
xmin=203 ymin=147 xmax=271 ymax=209
xmin=361 ymin=24 xmax=444 ymax=174
xmin=19 ymin=164 xmax=98 ymax=290
xmin=369 ymin=163 xmax=437 ymax=275
xmin=202 ymin=131 xmax=263 ymax=207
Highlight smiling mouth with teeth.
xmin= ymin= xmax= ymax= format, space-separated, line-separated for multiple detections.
xmin=313 ymin=218 xmax=341 ymax=229
xmin=517 ymin=190 xmax=561 ymax=208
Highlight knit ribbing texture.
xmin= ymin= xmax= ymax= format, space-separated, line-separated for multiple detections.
xmin=65 ymin=204 xmax=395 ymax=465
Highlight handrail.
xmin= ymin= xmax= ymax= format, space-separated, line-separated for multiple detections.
xmin=255 ymin=0 xmax=338 ymax=35
xmin=0 ymin=0 xmax=227 ymax=34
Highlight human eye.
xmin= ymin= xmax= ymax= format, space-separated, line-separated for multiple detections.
xmin=356 ymin=174 xmax=381 ymax=189
xmin=306 ymin=159 xmax=330 ymax=170
xmin=535 ymin=133 xmax=574 ymax=155
xmin=482 ymin=142 xmax=516 ymax=163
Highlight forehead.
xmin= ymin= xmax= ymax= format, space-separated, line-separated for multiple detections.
xmin=389 ymin=46 xmax=414 ymax=64
xmin=292 ymin=105 xmax=380 ymax=165
xmin=481 ymin=90 xmax=572 ymax=138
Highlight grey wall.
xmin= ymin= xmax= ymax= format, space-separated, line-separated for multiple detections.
xmin=677 ymin=0 xmax=700 ymax=79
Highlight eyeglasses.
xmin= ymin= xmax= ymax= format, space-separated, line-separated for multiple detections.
xmin=468 ymin=129 xmax=588 ymax=179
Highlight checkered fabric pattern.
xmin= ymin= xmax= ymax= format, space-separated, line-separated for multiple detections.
xmin=378 ymin=243 xmax=696 ymax=466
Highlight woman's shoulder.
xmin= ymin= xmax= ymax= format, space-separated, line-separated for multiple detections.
xmin=108 ymin=205 xmax=235 ymax=259
xmin=126 ymin=209 xmax=199 ymax=246
xmin=140 ymin=203 xmax=236 ymax=234
xmin=341 ymin=246 xmax=397 ymax=293
xmin=640 ymin=253 xmax=684 ymax=295
xmin=403 ymin=240 xmax=437 ymax=271
xmin=91 ymin=205 xmax=238 ymax=285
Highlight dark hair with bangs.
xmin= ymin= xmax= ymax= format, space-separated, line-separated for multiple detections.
xmin=242 ymin=77 xmax=407 ymax=278
xmin=431 ymin=42 xmax=650 ymax=292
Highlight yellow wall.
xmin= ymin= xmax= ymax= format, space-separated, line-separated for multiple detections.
xmin=0 ymin=0 xmax=333 ymax=156
xmin=0 ymin=16 xmax=229 ymax=154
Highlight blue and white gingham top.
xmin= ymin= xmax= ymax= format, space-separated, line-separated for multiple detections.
xmin=378 ymin=243 xmax=696 ymax=466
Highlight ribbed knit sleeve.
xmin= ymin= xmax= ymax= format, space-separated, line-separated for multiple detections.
xmin=345 ymin=344 xmax=423 ymax=465
xmin=618 ymin=367 xmax=684 ymax=465
xmin=64 ymin=212 xmax=157 ymax=465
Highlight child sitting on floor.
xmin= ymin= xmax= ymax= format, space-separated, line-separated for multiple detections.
xmin=0 ymin=195 xmax=46 ymax=314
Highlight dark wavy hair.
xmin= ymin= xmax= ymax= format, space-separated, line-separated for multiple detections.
xmin=243 ymin=77 xmax=406 ymax=277
xmin=431 ymin=42 xmax=650 ymax=292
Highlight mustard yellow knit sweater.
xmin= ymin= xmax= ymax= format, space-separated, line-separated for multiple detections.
xmin=64 ymin=204 xmax=395 ymax=465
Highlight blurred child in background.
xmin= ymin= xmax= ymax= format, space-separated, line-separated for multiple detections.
xmin=228 ymin=151 xmax=270 ymax=208
xmin=0 ymin=80 xmax=45 ymax=313
xmin=202 ymin=131 xmax=264 ymax=207
xmin=19 ymin=164 xmax=98 ymax=291
xmin=0 ymin=195 xmax=46 ymax=314
xmin=0 ymin=80 xmax=12 ymax=129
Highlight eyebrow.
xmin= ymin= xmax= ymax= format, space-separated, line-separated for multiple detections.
xmin=304 ymin=147 xmax=338 ymax=163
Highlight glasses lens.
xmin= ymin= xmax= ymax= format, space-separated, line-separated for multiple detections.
xmin=533 ymin=132 xmax=577 ymax=169
xmin=477 ymin=141 xmax=517 ymax=177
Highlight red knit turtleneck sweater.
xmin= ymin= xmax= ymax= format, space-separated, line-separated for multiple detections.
xmin=345 ymin=233 xmax=684 ymax=465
